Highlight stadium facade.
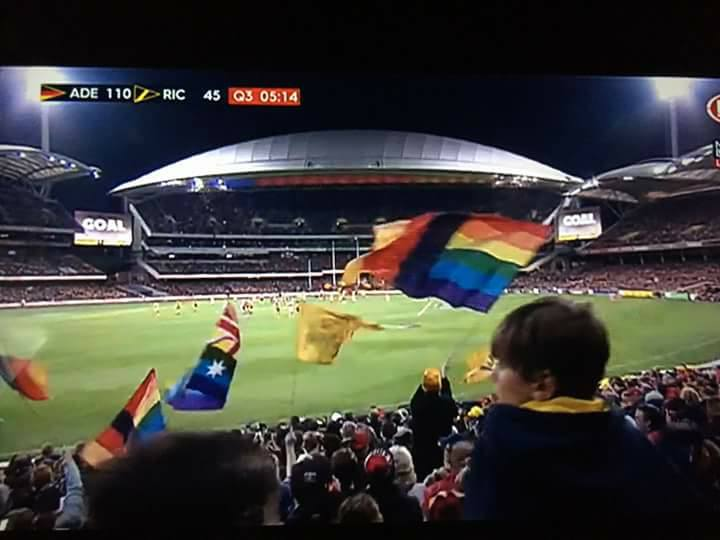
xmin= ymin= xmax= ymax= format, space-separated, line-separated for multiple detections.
xmin=107 ymin=130 xmax=588 ymax=285
xmin=110 ymin=130 xmax=584 ymax=199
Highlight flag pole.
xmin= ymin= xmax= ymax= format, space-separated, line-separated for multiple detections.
xmin=307 ymin=257 xmax=312 ymax=290
xmin=331 ymin=240 xmax=337 ymax=287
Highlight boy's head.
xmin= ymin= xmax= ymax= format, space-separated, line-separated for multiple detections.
xmin=490 ymin=297 xmax=610 ymax=405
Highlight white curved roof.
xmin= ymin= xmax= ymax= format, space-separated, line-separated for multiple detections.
xmin=0 ymin=144 xmax=101 ymax=183
xmin=110 ymin=130 xmax=582 ymax=196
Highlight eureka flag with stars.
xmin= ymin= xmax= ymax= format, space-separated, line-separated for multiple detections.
xmin=166 ymin=303 xmax=240 ymax=411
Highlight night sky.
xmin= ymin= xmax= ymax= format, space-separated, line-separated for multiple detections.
xmin=1 ymin=67 xmax=719 ymax=213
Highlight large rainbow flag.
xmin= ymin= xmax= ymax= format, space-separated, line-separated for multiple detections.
xmin=80 ymin=369 xmax=166 ymax=467
xmin=342 ymin=213 xmax=551 ymax=313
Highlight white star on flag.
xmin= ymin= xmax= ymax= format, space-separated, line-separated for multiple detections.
xmin=206 ymin=360 xmax=226 ymax=378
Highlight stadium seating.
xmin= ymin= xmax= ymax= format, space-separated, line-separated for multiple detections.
xmin=0 ymin=249 xmax=103 ymax=277
xmin=591 ymin=192 xmax=720 ymax=248
xmin=512 ymin=261 xmax=720 ymax=302
xmin=0 ymin=180 xmax=76 ymax=229
xmin=0 ymin=283 xmax=129 ymax=303
xmin=146 ymin=252 xmax=357 ymax=275
xmin=135 ymin=187 xmax=560 ymax=235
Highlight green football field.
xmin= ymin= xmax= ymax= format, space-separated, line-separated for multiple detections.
xmin=1 ymin=294 xmax=720 ymax=455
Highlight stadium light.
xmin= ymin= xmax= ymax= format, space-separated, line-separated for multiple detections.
xmin=652 ymin=77 xmax=692 ymax=102
xmin=651 ymin=77 xmax=694 ymax=159
xmin=22 ymin=67 xmax=70 ymax=152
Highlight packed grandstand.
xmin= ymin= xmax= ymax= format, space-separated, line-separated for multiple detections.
xmin=1 ymin=131 xmax=719 ymax=306
xmin=1 ymin=132 xmax=720 ymax=526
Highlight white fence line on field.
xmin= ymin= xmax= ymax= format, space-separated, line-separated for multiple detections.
xmin=0 ymin=289 xmax=403 ymax=311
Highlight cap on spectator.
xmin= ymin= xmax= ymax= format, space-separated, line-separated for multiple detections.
xmin=364 ymin=449 xmax=394 ymax=479
xmin=290 ymin=454 xmax=332 ymax=500
xmin=330 ymin=412 xmax=343 ymax=423
xmin=352 ymin=425 xmax=370 ymax=451
xmin=422 ymin=368 xmax=442 ymax=392
xmin=467 ymin=406 xmax=483 ymax=419
xmin=389 ymin=445 xmax=416 ymax=489
xmin=645 ymin=390 xmax=664 ymax=407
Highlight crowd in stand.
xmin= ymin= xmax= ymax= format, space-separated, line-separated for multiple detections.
xmin=513 ymin=261 xmax=720 ymax=302
xmin=1 ymin=297 xmax=719 ymax=528
xmin=155 ymin=279 xmax=311 ymax=296
xmin=0 ymin=283 xmax=129 ymax=304
xmin=0 ymin=181 xmax=76 ymax=230
xmin=147 ymin=252 xmax=357 ymax=275
xmin=0 ymin=250 xmax=102 ymax=277
xmin=3 ymin=259 xmax=719 ymax=304
xmin=592 ymin=193 xmax=720 ymax=248
xmin=137 ymin=187 xmax=558 ymax=236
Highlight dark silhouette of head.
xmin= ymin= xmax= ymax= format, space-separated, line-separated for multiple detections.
xmin=87 ymin=431 xmax=281 ymax=528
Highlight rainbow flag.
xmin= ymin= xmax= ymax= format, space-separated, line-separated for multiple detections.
xmin=81 ymin=369 xmax=165 ymax=467
xmin=0 ymin=356 xmax=49 ymax=401
xmin=343 ymin=213 xmax=551 ymax=312
xmin=165 ymin=302 xmax=240 ymax=411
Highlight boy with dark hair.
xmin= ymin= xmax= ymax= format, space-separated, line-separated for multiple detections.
xmin=463 ymin=297 xmax=712 ymax=519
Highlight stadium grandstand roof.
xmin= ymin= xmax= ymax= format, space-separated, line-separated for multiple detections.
xmin=109 ymin=130 xmax=584 ymax=199
xmin=0 ymin=144 xmax=101 ymax=184
xmin=581 ymin=142 xmax=720 ymax=203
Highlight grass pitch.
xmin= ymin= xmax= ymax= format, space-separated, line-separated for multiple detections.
xmin=1 ymin=294 xmax=720 ymax=455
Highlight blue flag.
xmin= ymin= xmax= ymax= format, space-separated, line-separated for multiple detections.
xmin=166 ymin=303 xmax=241 ymax=411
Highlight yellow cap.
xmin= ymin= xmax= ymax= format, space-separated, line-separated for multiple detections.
xmin=422 ymin=368 xmax=442 ymax=392
xmin=467 ymin=406 xmax=483 ymax=418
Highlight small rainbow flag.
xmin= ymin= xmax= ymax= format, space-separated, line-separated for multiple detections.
xmin=81 ymin=369 xmax=165 ymax=467
xmin=343 ymin=213 xmax=551 ymax=313
xmin=0 ymin=355 xmax=49 ymax=401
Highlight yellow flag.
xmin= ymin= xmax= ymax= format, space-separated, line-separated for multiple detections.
xmin=296 ymin=304 xmax=383 ymax=364
xmin=463 ymin=348 xmax=496 ymax=384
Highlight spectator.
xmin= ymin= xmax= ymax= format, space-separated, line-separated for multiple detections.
xmin=323 ymin=432 xmax=341 ymax=460
xmin=380 ymin=418 xmax=397 ymax=448
xmin=393 ymin=427 xmax=413 ymax=450
xmin=337 ymin=493 xmax=384 ymax=524
xmin=409 ymin=366 xmax=458 ymax=481
xmin=351 ymin=425 xmax=372 ymax=464
xmin=680 ymin=386 xmax=708 ymax=429
xmin=364 ymin=449 xmax=423 ymax=524
xmin=287 ymin=454 xmax=342 ymax=524
xmin=0 ymin=479 xmax=9 ymax=517
xmin=87 ymin=432 xmax=282 ymax=527
xmin=389 ymin=445 xmax=424 ymax=506
xmin=424 ymin=438 xmax=473 ymax=488
xmin=302 ymin=432 xmax=323 ymax=457
xmin=330 ymin=448 xmax=363 ymax=500
xmin=463 ymin=297 xmax=712 ymax=519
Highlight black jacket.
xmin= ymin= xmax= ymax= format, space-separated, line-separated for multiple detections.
xmin=464 ymin=403 xmax=712 ymax=519
xmin=410 ymin=377 xmax=458 ymax=480
xmin=368 ymin=482 xmax=423 ymax=524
